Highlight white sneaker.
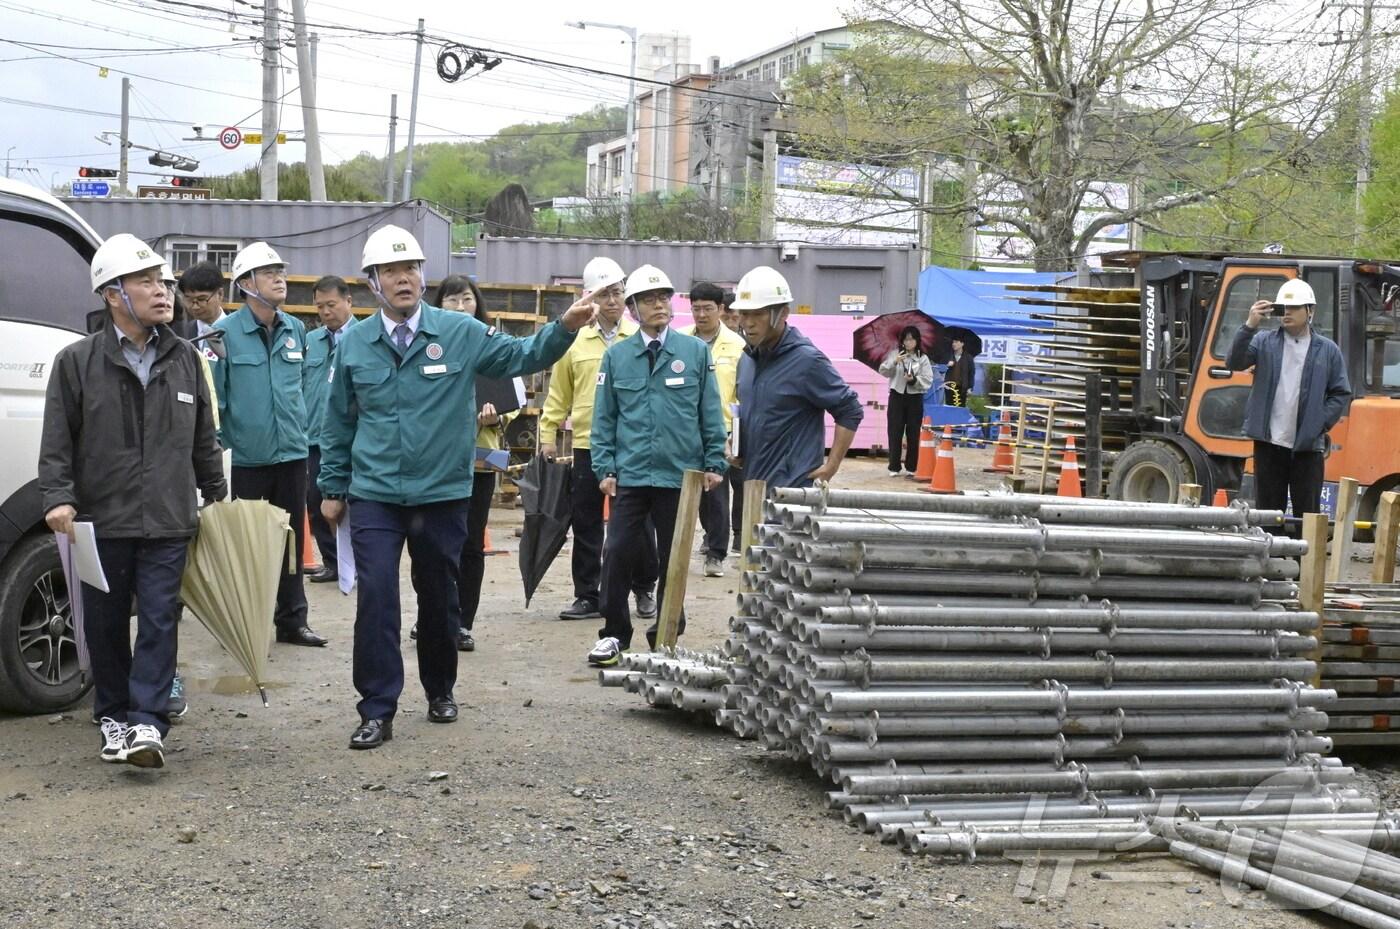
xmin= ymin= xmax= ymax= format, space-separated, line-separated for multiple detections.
xmin=587 ymin=636 xmax=623 ymax=667
xmin=704 ymin=556 xmax=724 ymax=577
xmin=99 ymin=717 xmax=128 ymax=763
xmin=123 ymin=724 xmax=165 ymax=769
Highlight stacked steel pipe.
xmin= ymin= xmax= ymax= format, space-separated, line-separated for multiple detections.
xmin=1319 ymin=583 xmax=1400 ymax=747
xmin=602 ymin=488 xmax=1396 ymax=925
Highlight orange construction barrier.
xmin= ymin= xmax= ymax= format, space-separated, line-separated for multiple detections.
xmin=987 ymin=410 xmax=1014 ymax=473
xmin=928 ymin=426 xmax=958 ymax=494
xmin=301 ymin=511 xmax=321 ymax=572
xmin=1212 ymin=488 xmax=1230 ymax=508
xmin=914 ymin=418 xmax=936 ymax=481
xmin=1056 ymin=436 xmax=1083 ymax=498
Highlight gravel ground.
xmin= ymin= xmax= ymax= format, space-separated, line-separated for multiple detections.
xmin=1 ymin=450 xmax=1393 ymax=929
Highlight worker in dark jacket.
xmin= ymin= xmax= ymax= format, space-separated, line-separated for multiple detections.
xmin=39 ymin=234 xmax=226 ymax=770
xmin=1227 ymin=278 xmax=1351 ymax=517
xmin=731 ymin=266 xmax=864 ymax=490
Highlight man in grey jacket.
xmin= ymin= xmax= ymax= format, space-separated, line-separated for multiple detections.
xmin=731 ymin=266 xmax=864 ymax=490
xmin=1227 ymin=278 xmax=1351 ymax=517
xmin=40 ymin=234 xmax=227 ymax=769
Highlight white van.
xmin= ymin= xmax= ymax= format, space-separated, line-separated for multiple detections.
xmin=0 ymin=179 xmax=101 ymax=713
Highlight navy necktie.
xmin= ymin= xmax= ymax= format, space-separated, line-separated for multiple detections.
xmin=647 ymin=339 xmax=660 ymax=372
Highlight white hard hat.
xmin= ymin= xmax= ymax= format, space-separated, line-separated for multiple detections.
xmin=90 ymin=233 xmax=164 ymax=293
xmin=730 ymin=266 xmax=792 ymax=310
xmin=361 ymin=224 xmax=426 ymax=272
xmin=1274 ymin=279 xmax=1316 ymax=308
xmin=623 ymin=264 xmax=674 ymax=303
xmin=231 ymin=241 xmax=285 ymax=282
xmin=582 ymin=256 xmax=626 ymax=293
xmin=160 ymin=263 xmax=176 ymax=284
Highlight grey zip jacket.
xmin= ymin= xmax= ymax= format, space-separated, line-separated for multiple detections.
xmin=1226 ymin=323 xmax=1351 ymax=453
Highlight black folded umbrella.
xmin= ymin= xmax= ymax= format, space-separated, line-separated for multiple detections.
xmin=517 ymin=454 xmax=573 ymax=606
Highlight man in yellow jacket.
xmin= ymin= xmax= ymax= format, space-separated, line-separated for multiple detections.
xmin=679 ymin=281 xmax=747 ymax=576
xmin=538 ymin=257 xmax=659 ymax=622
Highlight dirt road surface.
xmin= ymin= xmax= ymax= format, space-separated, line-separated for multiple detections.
xmin=3 ymin=451 xmax=1395 ymax=929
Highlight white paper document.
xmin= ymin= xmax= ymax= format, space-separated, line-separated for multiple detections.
xmin=70 ymin=522 xmax=109 ymax=593
xmin=336 ymin=517 xmax=356 ymax=595
xmin=54 ymin=532 xmax=90 ymax=671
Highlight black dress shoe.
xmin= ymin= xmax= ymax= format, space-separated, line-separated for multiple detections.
xmin=456 ymin=630 xmax=475 ymax=652
xmin=276 ymin=626 xmax=328 ymax=647
xmin=349 ymin=718 xmax=392 ymax=749
xmin=558 ymin=598 xmax=601 ymax=621
xmin=308 ymin=567 xmax=338 ymax=584
xmin=634 ymin=590 xmax=658 ymax=619
xmin=427 ymin=696 xmax=458 ymax=723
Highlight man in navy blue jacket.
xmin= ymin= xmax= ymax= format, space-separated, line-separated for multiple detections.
xmin=730 ymin=266 xmax=864 ymax=490
xmin=1227 ymin=278 xmax=1351 ymax=517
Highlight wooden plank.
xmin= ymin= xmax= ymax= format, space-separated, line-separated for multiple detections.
xmin=1328 ymin=477 xmax=1361 ymax=583
xmin=1300 ymin=512 xmax=1329 ymax=688
xmin=1038 ymin=400 xmax=1057 ymax=495
xmin=1374 ymin=491 xmax=1400 ymax=584
xmin=739 ymin=479 xmax=768 ymax=579
xmin=1327 ymin=732 xmax=1400 ymax=746
xmin=1323 ymin=644 xmax=1400 ymax=659
xmin=1320 ymin=678 xmax=1400 ymax=694
xmin=1084 ymin=371 xmax=1102 ymax=500
xmin=654 ymin=469 xmax=704 ymax=649
xmin=1177 ymin=483 xmax=1201 ymax=506
xmin=1003 ymin=282 xmax=1140 ymax=300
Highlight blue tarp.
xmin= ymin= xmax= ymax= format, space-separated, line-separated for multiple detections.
xmin=915 ymin=266 xmax=1062 ymax=337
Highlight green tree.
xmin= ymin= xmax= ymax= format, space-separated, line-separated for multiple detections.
xmin=1363 ymin=88 xmax=1400 ymax=257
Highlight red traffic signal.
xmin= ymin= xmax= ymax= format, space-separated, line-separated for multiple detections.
xmin=78 ymin=167 xmax=118 ymax=178
xmin=169 ymin=176 xmax=204 ymax=187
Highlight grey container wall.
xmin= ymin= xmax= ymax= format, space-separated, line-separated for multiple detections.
xmin=475 ymin=236 xmax=921 ymax=314
xmin=61 ymin=198 xmax=453 ymax=280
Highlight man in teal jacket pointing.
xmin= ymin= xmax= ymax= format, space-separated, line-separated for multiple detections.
xmin=319 ymin=225 xmax=596 ymax=750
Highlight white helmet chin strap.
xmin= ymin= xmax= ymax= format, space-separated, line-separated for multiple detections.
xmin=236 ymin=275 xmax=281 ymax=314
xmin=107 ymin=281 xmax=146 ymax=331
xmin=367 ymin=263 xmax=427 ymax=315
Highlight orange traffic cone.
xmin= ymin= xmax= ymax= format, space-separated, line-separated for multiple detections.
xmin=483 ymin=526 xmax=502 ymax=556
xmin=1212 ymin=488 xmax=1230 ymax=508
xmin=987 ymin=410 xmax=1014 ymax=473
xmin=928 ymin=426 xmax=958 ymax=494
xmin=301 ymin=511 xmax=321 ymax=572
xmin=914 ymin=418 xmax=936 ymax=481
xmin=1056 ymin=436 xmax=1083 ymax=498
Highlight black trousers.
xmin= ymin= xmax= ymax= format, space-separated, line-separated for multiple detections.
xmin=887 ymin=390 xmax=924 ymax=472
xmin=456 ymin=471 xmax=497 ymax=631
xmin=728 ymin=464 xmax=745 ymax=552
xmin=599 ymin=486 xmax=682 ymax=649
xmin=572 ymin=448 xmax=657 ymax=605
xmin=698 ymin=473 xmax=730 ymax=560
xmin=86 ymin=537 xmax=189 ymax=737
xmin=305 ymin=445 xmax=336 ymax=569
xmin=1253 ymin=441 xmax=1325 ymax=518
xmin=232 ymin=459 xmax=309 ymax=632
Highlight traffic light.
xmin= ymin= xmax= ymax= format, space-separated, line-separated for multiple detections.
xmin=169 ymin=176 xmax=205 ymax=187
xmin=147 ymin=151 xmax=199 ymax=171
xmin=77 ymin=167 xmax=118 ymax=178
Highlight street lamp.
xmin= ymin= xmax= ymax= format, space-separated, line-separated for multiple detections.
xmin=4 ymin=146 xmax=14 ymax=179
xmin=567 ymin=19 xmax=637 ymax=239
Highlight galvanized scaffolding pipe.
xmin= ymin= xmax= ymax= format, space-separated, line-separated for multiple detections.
xmin=1258 ymin=827 xmax=1400 ymax=878
xmin=671 ymin=687 xmax=724 ymax=711
xmin=1167 ymin=838 xmax=1400 ymax=929
xmin=818 ymin=733 xmax=1329 ymax=764
xmin=805 ymin=655 xmax=1316 ymax=685
xmin=818 ymin=604 xmax=1312 ymax=633
xmin=803 ymin=626 xmax=1315 ymax=657
xmin=818 ymin=709 xmax=1329 ymax=741
xmin=821 ymin=685 xmax=1333 ymax=714
xmin=1191 ymin=828 xmax=1400 ymax=888
xmin=842 ymin=762 xmax=1349 ymax=797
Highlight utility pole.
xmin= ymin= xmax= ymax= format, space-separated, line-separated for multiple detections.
xmin=1357 ymin=0 xmax=1375 ymax=247
xmin=290 ymin=0 xmax=326 ymax=200
xmin=119 ymin=77 xmax=130 ymax=195
xmin=759 ymin=121 xmax=776 ymax=240
xmin=401 ymin=18 xmax=425 ymax=200
xmin=260 ymin=0 xmax=281 ymax=201
xmin=385 ymin=94 xmax=398 ymax=201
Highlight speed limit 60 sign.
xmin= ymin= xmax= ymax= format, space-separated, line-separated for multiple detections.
xmin=219 ymin=127 xmax=242 ymax=151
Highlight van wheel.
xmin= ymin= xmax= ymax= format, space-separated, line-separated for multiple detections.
xmin=1108 ymin=440 xmax=1194 ymax=504
xmin=0 ymin=534 xmax=90 ymax=714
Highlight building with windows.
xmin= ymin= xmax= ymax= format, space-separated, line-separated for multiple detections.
xmin=585 ymin=136 xmax=628 ymax=198
xmin=721 ymin=26 xmax=853 ymax=85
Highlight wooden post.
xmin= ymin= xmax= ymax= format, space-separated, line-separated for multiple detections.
xmin=1300 ymin=512 xmax=1328 ymax=688
xmin=654 ymin=469 xmax=705 ymax=649
xmin=1371 ymin=491 xmax=1400 ymax=584
xmin=1177 ymin=483 xmax=1201 ymax=506
xmin=1011 ymin=398 xmax=1027 ymax=484
xmin=1038 ymin=400 xmax=1057 ymax=495
xmin=1327 ymin=477 xmax=1361 ymax=583
xmin=1084 ymin=371 xmax=1103 ymax=499
xmin=739 ymin=478 xmax=768 ymax=577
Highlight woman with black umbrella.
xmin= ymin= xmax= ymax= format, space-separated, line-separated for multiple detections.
xmin=878 ymin=326 xmax=933 ymax=475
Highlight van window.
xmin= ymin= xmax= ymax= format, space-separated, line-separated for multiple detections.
xmin=0 ymin=213 xmax=93 ymax=332
xmin=1210 ymin=274 xmax=1287 ymax=359
xmin=1365 ymin=302 xmax=1400 ymax=393
xmin=1303 ymin=268 xmax=1337 ymax=340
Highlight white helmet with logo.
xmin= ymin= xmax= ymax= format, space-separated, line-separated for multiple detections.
xmin=89 ymin=233 xmax=165 ymax=293
xmin=160 ymin=263 xmax=177 ymax=284
xmin=623 ymin=264 xmax=674 ymax=303
xmin=583 ymin=256 xmax=626 ymax=293
xmin=1274 ymin=279 xmax=1316 ymax=308
xmin=361 ymin=224 xmax=427 ymax=272
xmin=730 ymin=266 xmax=792 ymax=310
xmin=231 ymin=241 xmax=285 ymax=283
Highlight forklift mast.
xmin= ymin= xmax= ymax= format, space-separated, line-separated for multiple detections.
xmin=1135 ymin=256 xmax=1222 ymax=426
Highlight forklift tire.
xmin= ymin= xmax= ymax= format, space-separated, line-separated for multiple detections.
xmin=1108 ymin=440 xmax=1194 ymax=504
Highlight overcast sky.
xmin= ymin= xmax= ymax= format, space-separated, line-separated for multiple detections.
xmin=0 ymin=0 xmax=852 ymax=188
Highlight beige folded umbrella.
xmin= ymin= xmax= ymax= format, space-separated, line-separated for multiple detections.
xmin=179 ymin=499 xmax=294 ymax=706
